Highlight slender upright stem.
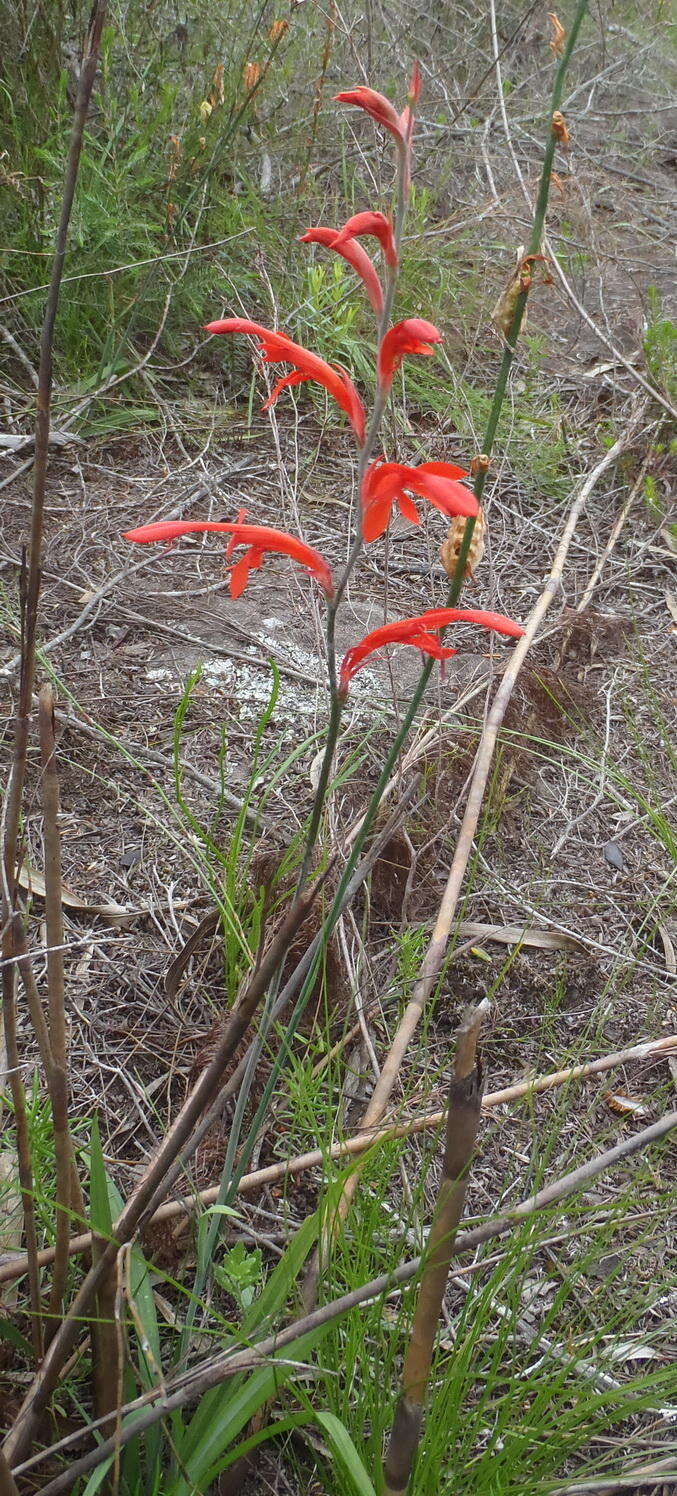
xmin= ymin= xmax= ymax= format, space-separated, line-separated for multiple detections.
xmin=383 ymin=1002 xmax=488 ymax=1494
xmin=39 ymin=686 xmax=85 ymax=1337
xmin=446 ymin=0 xmax=589 ymax=596
xmin=0 ymin=0 xmax=108 ymax=1379
xmin=297 ymin=148 xmax=410 ymax=889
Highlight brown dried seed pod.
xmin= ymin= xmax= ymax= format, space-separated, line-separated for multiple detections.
xmin=548 ymin=12 xmax=566 ymax=57
xmin=440 ymin=508 xmax=486 ymax=582
xmin=243 ymin=61 xmax=261 ymax=91
xmin=552 ymin=110 xmax=570 ymax=146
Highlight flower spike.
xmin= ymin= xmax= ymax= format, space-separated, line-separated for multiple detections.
xmin=123 ymin=519 xmax=334 ymax=600
xmin=378 ymin=317 xmax=442 ymax=390
xmin=330 ymin=211 xmax=397 ymax=268
xmin=339 ymin=607 xmax=524 ymax=693
xmin=299 ymin=227 xmax=384 ymax=314
xmin=204 ymin=316 xmax=366 ymax=444
xmin=361 ymin=459 xmax=475 ymax=542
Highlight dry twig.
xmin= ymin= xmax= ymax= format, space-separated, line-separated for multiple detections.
xmin=1 ymin=1033 xmax=672 ymax=1289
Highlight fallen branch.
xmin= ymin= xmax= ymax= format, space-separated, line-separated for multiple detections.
xmin=17 ymin=1109 xmax=677 ymax=1493
xmin=1 ymin=1033 xmax=672 ymax=1289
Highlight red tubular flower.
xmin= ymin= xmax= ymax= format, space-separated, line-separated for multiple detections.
xmin=123 ymin=519 xmax=334 ymax=600
xmin=336 ymin=63 xmax=421 ymax=185
xmin=361 ymin=459 xmax=476 ymax=542
xmin=204 ymin=316 xmax=365 ymax=444
xmin=378 ymin=317 xmax=442 ymax=390
xmin=334 ymin=86 xmax=406 ymax=149
xmin=330 ymin=211 xmax=397 ymax=268
xmin=299 ymin=227 xmax=384 ymax=315
xmin=339 ymin=606 xmax=524 ymax=692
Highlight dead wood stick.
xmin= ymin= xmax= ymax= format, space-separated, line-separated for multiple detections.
xmin=383 ymin=1000 xmax=489 ymax=1495
xmin=0 ymin=1449 xmax=19 ymax=1496
xmin=19 ymin=1109 xmax=677 ymax=1494
xmin=1 ymin=1033 xmax=672 ymax=1290
xmin=38 ymin=685 xmax=85 ymax=1335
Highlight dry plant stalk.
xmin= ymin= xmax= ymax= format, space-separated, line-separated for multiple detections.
xmin=440 ymin=506 xmax=486 ymax=581
xmin=383 ymin=1000 xmax=488 ymax=1495
xmin=0 ymin=1450 xmax=19 ymax=1496
xmin=1 ymin=1033 xmax=673 ymax=1290
xmin=22 ymin=1111 xmax=677 ymax=1496
xmin=90 ymin=1231 xmax=121 ymax=1440
xmin=0 ymin=0 xmax=108 ymax=1378
xmin=38 ymin=686 xmax=85 ymax=1336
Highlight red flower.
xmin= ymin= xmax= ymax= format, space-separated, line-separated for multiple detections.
xmin=330 ymin=211 xmax=397 ymax=268
xmin=204 ymin=316 xmax=365 ymax=444
xmin=335 ymin=64 xmax=421 ymax=184
xmin=299 ymin=227 xmax=384 ymax=315
xmin=123 ymin=519 xmax=334 ymax=600
xmin=339 ymin=606 xmax=524 ymax=692
xmin=334 ymin=86 xmax=407 ymax=149
xmin=361 ymin=459 xmax=476 ymax=542
xmin=378 ymin=317 xmax=442 ymax=390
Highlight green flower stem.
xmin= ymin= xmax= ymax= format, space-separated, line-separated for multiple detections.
xmin=297 ymin=149 xmax=410 ymax=890
xmin=447 ymin=0 xmax=588 ymax=596
xmin=228 ymin=3 xmax=590 ymax=1201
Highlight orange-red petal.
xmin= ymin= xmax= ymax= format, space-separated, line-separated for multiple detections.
xmin=300 ymin=227 xmax=384 ymax=314
xmin=378 ymin=318 xmax=443 ymax=389
xmin=331 ymin=211 xmax=397 ymax=268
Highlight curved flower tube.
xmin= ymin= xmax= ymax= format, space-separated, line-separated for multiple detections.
xmin=378 ymin=317 xmax=442 ymax=390
xmin=339 ymin=606 xmax=525 ymax=692
xmin=330 ymin=211 xmax=397 ymax=268
xmin=299 ymin=227 xmax=384 ymax=315
xmin=336 ymin=63 xmax=421 ymax=183
xmin=361 ymin=459 xmax=476 ymax=541
xmin=123 ymin=519 xmax=334 ymax=600
xmin=334 ymin=86 xmax=406 ymax=147
xmin=204 ymin=316 xmax=366 ymax=444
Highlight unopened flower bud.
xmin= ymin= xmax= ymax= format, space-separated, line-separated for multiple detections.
xmin=199 ymin=99 xmax=212 ymax=124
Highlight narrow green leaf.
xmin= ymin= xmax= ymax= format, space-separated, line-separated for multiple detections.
xmin=80 ymin=1455 xmax=115 ymax=1495
xmin=88 ymin=1115 xmax=112 ymax=1237
xmin=242 ymin=1210 xmax=319 ymax=1338
xmin=315 ymin=1411 xmax=377 ymax=1496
